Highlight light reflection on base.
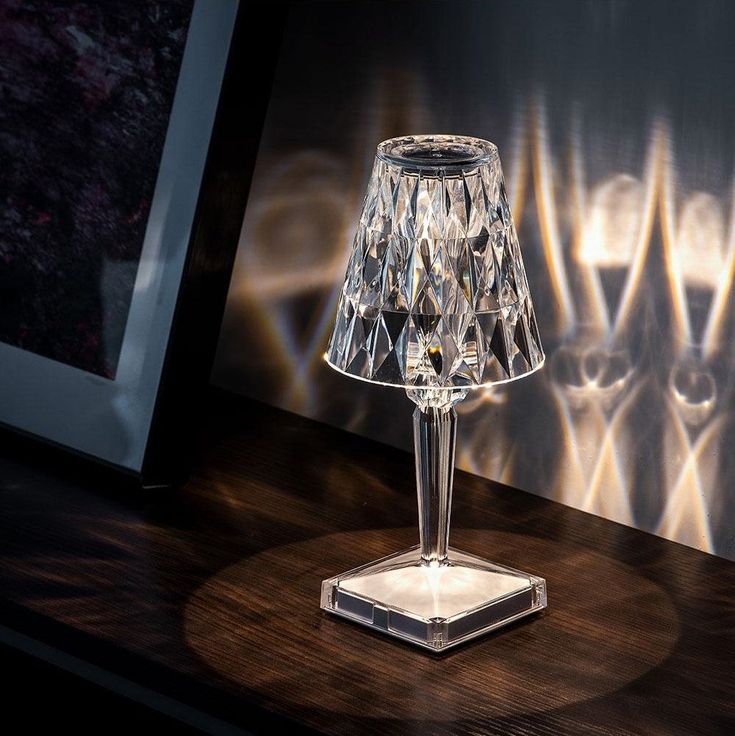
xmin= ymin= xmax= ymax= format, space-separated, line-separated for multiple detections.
xmin=321 ymin=545 xmax=546 ymax=652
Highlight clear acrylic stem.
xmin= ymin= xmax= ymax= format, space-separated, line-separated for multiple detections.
xmin=413 ymin=404 xmax=457 ymax=565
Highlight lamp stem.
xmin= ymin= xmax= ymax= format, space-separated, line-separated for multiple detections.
xmin=413 ymin=404 xmax=457 ymax=564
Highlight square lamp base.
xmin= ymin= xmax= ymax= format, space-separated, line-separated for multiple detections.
xmin=321 ymin=545 xmax=547 ymax=652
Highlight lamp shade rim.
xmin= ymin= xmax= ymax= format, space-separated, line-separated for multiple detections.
xmin=324 ymin=353 xmax=546 ymax=390
xmin=377 ymin=134 xmax=498 ymax=171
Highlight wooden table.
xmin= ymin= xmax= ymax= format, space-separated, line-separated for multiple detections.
xmin=0 ymin=391 xmax=733 ymax=734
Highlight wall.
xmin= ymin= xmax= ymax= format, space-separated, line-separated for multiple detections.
xmin=213 ymin=0 xmax=735 ymax=559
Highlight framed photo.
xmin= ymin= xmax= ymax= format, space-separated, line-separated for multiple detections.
xmin=0 ymin=0 xmax=278 ymax=486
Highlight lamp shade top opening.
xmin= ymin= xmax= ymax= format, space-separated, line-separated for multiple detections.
xmin=377 ymin=134 xmax=497 ymax=171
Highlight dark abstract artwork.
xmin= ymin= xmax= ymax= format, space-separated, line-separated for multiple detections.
xmin=0 ymin=0 xmax=194 ymax=377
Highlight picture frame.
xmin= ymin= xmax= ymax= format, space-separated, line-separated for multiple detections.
xmin=0 ymin=0 xmax=284 ymax=487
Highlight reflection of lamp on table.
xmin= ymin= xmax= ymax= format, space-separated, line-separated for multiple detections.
xmin=321 ymin=135 xmax=546 ymax=651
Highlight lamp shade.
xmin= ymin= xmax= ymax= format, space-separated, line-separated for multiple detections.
xmin=326 ymin=134 xmax=544 ymax=389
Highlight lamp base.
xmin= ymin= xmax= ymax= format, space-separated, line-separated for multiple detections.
xmin=320 ymin=545 xmax=547 ymax=652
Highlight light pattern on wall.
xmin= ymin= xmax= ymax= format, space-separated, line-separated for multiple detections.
xmin=213 ymin=0 xmax=735 ymax=560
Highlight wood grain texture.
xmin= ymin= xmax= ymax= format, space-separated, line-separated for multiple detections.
xmin=0 ymin=389 xmax=733 ymax=735
xmin=185 ymin=529 xmax=679 ymax=723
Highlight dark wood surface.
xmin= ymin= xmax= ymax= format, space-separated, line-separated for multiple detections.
xmin=0 ymin=390 xmax=733 ymax=735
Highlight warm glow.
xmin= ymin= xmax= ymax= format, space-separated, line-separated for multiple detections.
xmin=217 ymin=94 xmax=735 ymax=560
xmin=532 ymin=99 xmax=575 ymax=334
xmin=580 ymin=175 xmax=643 ymax=268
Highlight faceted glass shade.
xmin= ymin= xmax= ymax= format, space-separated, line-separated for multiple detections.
xmin=326 ymin=134 xmax=544 ymax=389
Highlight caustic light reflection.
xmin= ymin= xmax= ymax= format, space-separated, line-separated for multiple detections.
xmin=216 ymin=99 xmax=735 ymax=559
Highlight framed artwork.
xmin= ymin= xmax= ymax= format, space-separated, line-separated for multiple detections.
xmin=0 ymin=0 xmax=279 ymax=485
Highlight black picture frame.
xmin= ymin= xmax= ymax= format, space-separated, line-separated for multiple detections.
xmin=0 ymin=1 xmax=287 ymax=487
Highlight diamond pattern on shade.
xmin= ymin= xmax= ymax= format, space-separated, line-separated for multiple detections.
xmin=327 ymin=135 xmax=544 ymax=388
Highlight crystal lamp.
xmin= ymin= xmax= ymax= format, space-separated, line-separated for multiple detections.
xmin=321 ymin=135 xmax=546 ymax=651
